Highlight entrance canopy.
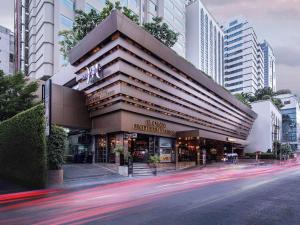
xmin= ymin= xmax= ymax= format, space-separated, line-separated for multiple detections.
xmin=176 ymin=130 xmax=249 ymax=146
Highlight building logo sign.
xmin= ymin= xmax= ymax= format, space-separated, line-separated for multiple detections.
xmin=80 ymin=63 xmax=104 ymax=84
xmin=133 ymin=120 xmax=176 ymax=136
xmin=86 ymin=90 xmax=115 ymax=106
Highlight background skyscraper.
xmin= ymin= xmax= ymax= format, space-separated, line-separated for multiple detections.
xmin=15 ymin=0 xmax=186 ymax=80
xmin=260 ymin=40 xmax=276 ymax=91
xmin=0 ymin=25 xmax=14 ymax=75
xmin=186 ymin=0 xmax=224 ymax=86
xmin=223 ymin=17 xmax=264 ymax=95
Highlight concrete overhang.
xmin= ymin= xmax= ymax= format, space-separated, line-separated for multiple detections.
xmin=177 ymin=130 xmax=249 ymax=146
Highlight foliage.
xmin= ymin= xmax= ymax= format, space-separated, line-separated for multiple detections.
xmin=275 ymin=89 xmax=292 ymax=95
xmin=143 ymin=17 xmax=180 ymax=47
xmin=280 ymin=144 xmax=293 ymax=156
xmin=113 ymin=144 xmax=124 ymax=154
xmin=47 ymin=125 xmax=67 ymax=170
xmin=244 ymin=152 xmax=276 ymax=160
xmin=149 ymin=154 xmax=160 ymax=164
xmin=59 ymin=0 xmax=139 ymax=60
xmin=273 ymin=140 xmax=281 ymax=158
xmin=0 ymin=70 xmax=39 ymax=121
xmin=234 ymin=87 xmax=285 ymax=109
xmin=234 ymin=92 xmax=252 ymax=107
xmin=0 ymin=104 xmax=47 ymax=188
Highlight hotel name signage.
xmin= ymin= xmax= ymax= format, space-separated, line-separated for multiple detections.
xmin=80 ymin=63 xmax=104 ymax=84
xmin=86 ymin=90 xmax=115 ymax=106
xmin=133 ymin=120 xmax=176 ymax=136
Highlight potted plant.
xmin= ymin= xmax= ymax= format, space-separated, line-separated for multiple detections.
xmin=113 ymin=145 xmax=124 ymax=166
xmin=47 ymin=125 xmax=67 ymax=186
xmin=149 ymin=155 xmax=160 ymax=176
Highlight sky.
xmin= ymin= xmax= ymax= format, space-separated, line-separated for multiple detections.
xmin=202 ymin=0 xmax=300 ymax=98
xmin=0 ymin=0 xmax=299 ymax=97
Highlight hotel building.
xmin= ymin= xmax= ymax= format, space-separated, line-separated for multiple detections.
xmin=50 ymin=11 xmax=256 ymax=167
xmin=223 ymin=17 xmax=264 ymax=95
xmin=14 ymin=0 xmax=186 ymax=80
xmin=186 ymin=0 xmax=224 ymax=85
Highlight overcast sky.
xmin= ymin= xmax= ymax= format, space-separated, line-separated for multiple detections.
xmin=201 ymin=0 xmax=300 ymax=98
xmin=0 ymin=0 xmax=299 ymax=97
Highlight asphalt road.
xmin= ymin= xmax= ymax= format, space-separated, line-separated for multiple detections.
xmin=1 ymin=162 xmax=300 ymax=225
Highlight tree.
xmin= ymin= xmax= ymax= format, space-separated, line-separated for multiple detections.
xmin=252 ymin=87 xmax=284 ymax=109
xmin=59 ymin=1 xmax=179 ymax=60
xmin=143 ymin=17 xmax=180 ymax=47
xmin=234 ymin=92 xmax=252 ymax=107
xmin=0 ymin=70 xmax=39 ymax=121
xmin=280 ymin=143 xmax=293 ymax=159
xmin=275 ymin=89 xmax=292 ymax=95
xmin=59 ymin=1 xmax=139 ymax=60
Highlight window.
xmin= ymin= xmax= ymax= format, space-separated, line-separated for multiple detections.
xmin=284 ymin=101 xmax=291 ymax=105
xmin=229 ymin=87 xmax=243 ymax=92
xmin=225 ymin=68 xmax=243 ymax=75
xmin=225 ymin=56 xmax=243 ymax=63
xmin=225 ymin=23 xmax=243 ymax=33
xmin=225 ymin=49 xmax=243 ymax=58
xmin=60 ymin=14 xmax=73 ymax=28
xmin=164 ymin=8 xmax=173 ymax=23
xmin=60 ymin=0 xmax=74 ymax=10
xmin=99 ymin=0 xmax=107 ymax=8
xmin=148 ymin=1 xmax=157 ymax=15
xmin=225 ymin=62 xmax=243 ymax=69
xmin=229 ymin=20 xmax=238 ymax=26
xmin=9 ymin=53 xmax=14 ymax=63
xmin=225 ymin=43 xmax=242 ymax=52
xmin=226 ymin=37 xmax=242 ymax=45
xmin=225 ymin=81 xmax=243 ymax=87
xmin=128 ymin=0 xmax=139 ymax=15
xmin=225 ymin=75 xmax=243 ymax=81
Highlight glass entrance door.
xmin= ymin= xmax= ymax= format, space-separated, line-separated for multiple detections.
xmin=132 ymin=134 xmax=150 ymax=162
xmin=96 ymin=135 xmax=108 ymax=163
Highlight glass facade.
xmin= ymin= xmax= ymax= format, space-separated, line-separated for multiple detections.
xmin=60 ymin=14 xmax=73 ymax=28
xmin=282 ymin=108 xmax=297 ymax=143
xmin=61 ymin=0 xmax=74 ymax=10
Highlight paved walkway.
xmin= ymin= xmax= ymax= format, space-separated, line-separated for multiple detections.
xmin=62 ymin=163 xmax=127 ymax=189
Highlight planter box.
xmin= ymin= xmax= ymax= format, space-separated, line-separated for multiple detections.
xmin=118 ymin=166 xmax=128 ymax=176
xmin=47 ymin=169 xmax=63 ymax=186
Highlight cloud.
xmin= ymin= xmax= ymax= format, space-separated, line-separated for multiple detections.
xmin=277 ymin=65 xmax=300 ymax=98
xmin=276 ymin=47 xmax=300 ymax=67
xmin=0 ymin=1 xmax=14 ymax=30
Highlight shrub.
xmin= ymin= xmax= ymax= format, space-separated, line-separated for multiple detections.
xmin=47 ymin=125 xmax=67 ymax=170
xmin=0 ymin=104 xmax=47 ymax=188
xmin=149 ymin=155 xmax=160 ymax=164
xmin=244 ymin=152 xmax=276 ymax=160
xmin=113 ymin=145 xmax=124 ymax=154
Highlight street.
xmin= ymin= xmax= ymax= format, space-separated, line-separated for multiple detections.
xmin=1 ymin=162 xmax=300 ymax=225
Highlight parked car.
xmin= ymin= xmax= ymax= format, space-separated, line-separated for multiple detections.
xmin=223 ymin=153 xmax=239 ymax=164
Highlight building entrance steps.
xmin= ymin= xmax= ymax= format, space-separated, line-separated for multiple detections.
xmin=133 ymin=163 xmax=154 ymax=177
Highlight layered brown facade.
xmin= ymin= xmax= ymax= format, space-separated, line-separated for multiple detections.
xmin=64 ymin=11 xmax=256 ymax=144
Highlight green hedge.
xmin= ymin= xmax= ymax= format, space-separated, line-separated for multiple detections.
xmin=244 ymin=152 xmax=276 ymax=160
xmin=0 ymin=104 xmax=47 ymax=188
xmin=47 ymin=125 xmax=67 ymax=170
